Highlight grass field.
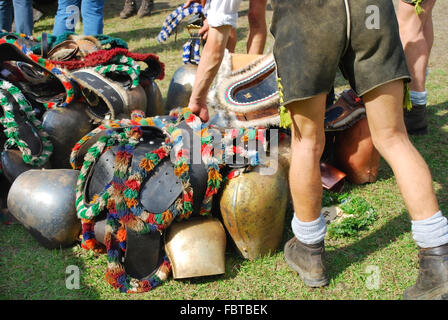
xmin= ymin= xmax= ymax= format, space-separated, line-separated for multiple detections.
xmin=0 ymin=0 xmax=447 ymax=300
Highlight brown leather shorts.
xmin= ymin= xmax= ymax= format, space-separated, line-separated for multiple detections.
xmin=270 ymin=0 xmax=411 ymax=105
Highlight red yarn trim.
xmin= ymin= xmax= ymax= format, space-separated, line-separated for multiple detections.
xmin=49 ymin=48 xmax=165 ymax=80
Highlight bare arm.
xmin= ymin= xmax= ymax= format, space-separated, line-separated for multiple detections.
xmin=188 ymin=25 xmax=232 ymax=122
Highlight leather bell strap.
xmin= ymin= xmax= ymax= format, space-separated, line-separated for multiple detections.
xmin=70 ymin=68 xmax=126 ymax=122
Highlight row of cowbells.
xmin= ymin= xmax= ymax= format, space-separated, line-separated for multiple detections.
xmin=6 ymin=158 xmax=290 ymax=279
xmin=0 ymin=78 xmax=165 ymax=183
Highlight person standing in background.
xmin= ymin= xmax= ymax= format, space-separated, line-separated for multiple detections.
xmin=226 ymin=0 xmax=268 ymax=54
xmin=0 ymin=0 xmax=34 ymax=35
xmin=397 ymin=0 xmax=437 ymax=135
xmin=52 ymin=0 xmax=105 ymax=36
xmin=120 ymin=0 xmax=154 ymax=19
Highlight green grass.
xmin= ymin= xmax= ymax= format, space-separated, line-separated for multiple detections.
xmin=0 ymin=0 xmax=447 ymax=300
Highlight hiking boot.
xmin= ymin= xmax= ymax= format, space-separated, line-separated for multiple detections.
xmin=403 ymin=243 xmax=448 ymax=300
xmin=404 ymin=104 xmax=428 ymax=136
xmin=284 ymin=237 xmax=329 ymax=287
xmin=120 ymin=0 xmax=137 ymax=19
xmin=137 ymin=0 xmax=154 ymax=18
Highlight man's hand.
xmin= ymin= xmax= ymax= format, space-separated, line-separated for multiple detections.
xmin=187 ymin=23 xmax=233 ymax=124
xmin=188 ymin=103 xmax=210 ymax=123
xmin=184 ymin=0 xmax=209 ymax=40
xmin=198 ymin=18 xmax=209 ymax=41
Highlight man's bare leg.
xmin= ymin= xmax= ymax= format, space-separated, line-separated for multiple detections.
xmin=247 ymin=0 xmax=267 ymax=54
xmin=397 ymin=0 xmax=437 ymax=134
xmin=397 ymin=0 xmax=436 ymax=92
xmin=362 ymin=80 xmax=439 ymax=220
xmin=363 ymin=80 xmax=447 ymax=300
xmin=283 ymin=93 xmax=329 ymax=287
xmin=227 ymin=27 xmax=237 ymax=53
xmin=288 ymin=94 xmax=327 ymax=222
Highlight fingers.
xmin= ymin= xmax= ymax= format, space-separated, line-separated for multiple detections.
xmin=188 ymin=105 xmax=210 ymax=122
xmin=199 ymin=19 xmax=209 ymax=40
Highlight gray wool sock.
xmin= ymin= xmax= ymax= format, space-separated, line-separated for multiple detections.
xmin=412 ymin=211 xmax=448 ymax=248
xmin=291 ymin=213 xmax=327 ymax=245
xmin=410 ymin=90 xmax=427 ymax=106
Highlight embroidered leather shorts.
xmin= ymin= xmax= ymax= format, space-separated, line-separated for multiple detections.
xmin=270 ymin=0 xmax=411 ymax=105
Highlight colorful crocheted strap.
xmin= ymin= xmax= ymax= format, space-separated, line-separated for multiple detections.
xmin=78 ymin=127 xmax=143 ymax=255
xmin=124 ymin=145 xmax=169 ymax=209
xmin=70 ymin=125 xmax=109 ymax=169
xmin=124 ymin=145 xmax=185 ymax=232
xmin=157 ymin=3 xmax=203 ymax=43
xmin=182 ymin=38 xmax=201 ymax=65
xmin=105 ymin=254 xmax=171 ymax=293
xmin=75 ymin=130 xmax=134 ymax=220
xmin=101 ymin=127 xmax=173 ymax=294
xmin=0 ymin=80 xmax=53 ymax=166
xmin=171 ymin=123 xmax=194 ymax=218
xmin=69 ymin=115 xmax=173 ymax=170
xmin=111 ymin=55 xmax=141 ymax=72
xmin=94 ymin=63 xmax=140 ymax=89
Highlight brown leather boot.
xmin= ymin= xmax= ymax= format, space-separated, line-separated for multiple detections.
xmin=284 ymin=237 xmax=329 ymax=287
xmin=403 ymin=243 xmax=448 ymax=300
xmin=137 ymin=0 xmax=154 ymax=18
xmin=404 ymin=104 xmax=428 ymax=136
xmin=120 ymin=0 xmax=137 ymax=19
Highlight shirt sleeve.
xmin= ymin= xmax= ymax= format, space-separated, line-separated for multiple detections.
xmin=205 ymin=0 xmax=243 ymax=28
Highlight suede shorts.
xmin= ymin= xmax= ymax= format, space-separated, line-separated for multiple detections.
xmin=270 ymin=0 xmax=411 ymax=105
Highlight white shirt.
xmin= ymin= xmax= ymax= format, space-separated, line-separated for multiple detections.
xmin=205 ymin=0 xmax=243 ymax=28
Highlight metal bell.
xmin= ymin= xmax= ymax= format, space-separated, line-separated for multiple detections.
xmin=0 ymin=149 xmax=51 ymax=183
xmin=164 ymin=217 xmax=226 ymax=279
xmin=140 ymin=76 xmax=165 ymax=116
xmin=219 ymin=163 xmax=289 ymax=260
xmin=123 ymin=84 xmax=148 ymax=117
xmin=42 ymin=102 xmax=94 ymax=168
xmin=164 ymin=63 xmax=197 ymax=111
xmin=7 ymin=169 xmax=81 ymax=249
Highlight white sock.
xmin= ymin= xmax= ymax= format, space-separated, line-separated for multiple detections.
xmin=291 ymin=214 xmax=327 ymax=245
xmin=412 ymin=211 xmax=448 ymax=248
xmin=410 ymin=90 xmax=427 ymax=106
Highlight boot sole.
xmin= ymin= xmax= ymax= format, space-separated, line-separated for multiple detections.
xmin=284 ymin=252 xmax=329 ymax=288
xmin=403 ymin=282 xmax=448 ymax=300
